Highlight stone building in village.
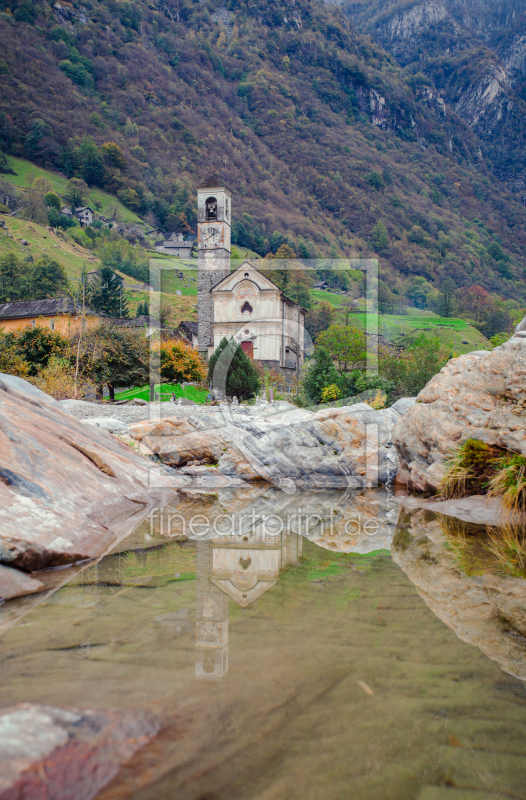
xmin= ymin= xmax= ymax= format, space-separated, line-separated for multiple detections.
xmin=190 ymin=182 xmax=306 ymax=375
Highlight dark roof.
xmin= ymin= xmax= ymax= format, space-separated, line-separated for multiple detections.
xmin=198 ymin=173 xmax=232 ymax=191
xmin=0 ymin=297 xmax=97 ymax=320
xmin=179 ymin=320 xmax=198 ymax=335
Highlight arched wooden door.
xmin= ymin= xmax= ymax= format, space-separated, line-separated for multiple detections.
xmin=241 ymin=341 xmax=253 ymax=359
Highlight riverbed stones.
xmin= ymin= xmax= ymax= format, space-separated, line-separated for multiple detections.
xmin=128 ymin=401 xmax=408 ymax=488
xmin=392 ymin=336 xmax=526 ymax=492
xmin=0 ymin=374 xmax=178 ymax=601
xmin=0 ymin=703 xmax=159 ymax=799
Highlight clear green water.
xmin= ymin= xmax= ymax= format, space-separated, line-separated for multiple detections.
xmin=1 ymin=489 xmax=526 ymax=800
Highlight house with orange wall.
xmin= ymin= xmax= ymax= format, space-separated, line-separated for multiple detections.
xmin=0 ymin=298 xmax=103 ymax=335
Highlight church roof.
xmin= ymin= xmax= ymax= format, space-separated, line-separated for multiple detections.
xmin=211 ymin=261 xmax=306 ymax=310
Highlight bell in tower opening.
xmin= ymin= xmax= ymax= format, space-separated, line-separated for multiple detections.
xmin=206 ymin=197 xmax=217 ymax=221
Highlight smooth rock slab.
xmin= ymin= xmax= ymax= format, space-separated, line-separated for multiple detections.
xmin=0 ymin=374 xmax=177 ymax=582
xmin=0 ymin=703 xmax=159 ymax=800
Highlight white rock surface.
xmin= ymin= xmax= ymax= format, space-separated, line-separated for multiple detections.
xmin=392 ymin=337 xmax=526 ymax=491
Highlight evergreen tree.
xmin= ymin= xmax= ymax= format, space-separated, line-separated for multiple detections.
xmin=370 ymin=220 xmax=389 ymax=253
xmin=90 ymin=267 xmax=128 ymax=317
xmin=302 ymin=346 xmax=339 ymax=403
xmin=29 ymin=256 xmax=69 ymax=299
xmin=207 ymin=337 xmax=260 ymax=400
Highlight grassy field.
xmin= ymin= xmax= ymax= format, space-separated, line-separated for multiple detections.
xmin=5 ymin=157 xmax=143 ymax=224
xmin=124 ymin=287 xmax=197 ymax=326
xmin=115 ymin=383 xmax=208 ymax=403
xmin=0 ymin=216 xmax=98 ymax=282
xmin=311 ymin=291 xmax=490 ymax=354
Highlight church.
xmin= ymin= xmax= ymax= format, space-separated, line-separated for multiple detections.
xmin=193 ymin=182 xmax=306 ymax=375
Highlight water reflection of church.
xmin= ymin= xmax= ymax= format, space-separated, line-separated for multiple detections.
xmin=195 ymin=528 xmax=302 ymax=680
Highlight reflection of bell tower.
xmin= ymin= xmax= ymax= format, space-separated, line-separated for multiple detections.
xmin=195 ymin=541 xmax=229 ymax=681
xmin=197 ymin=180 xmax=232 ymax=360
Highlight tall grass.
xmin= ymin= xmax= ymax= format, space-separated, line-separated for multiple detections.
xmin=439 ymin=439 xmax=503 ymax=499
xmin=488 ymin=454 xmax=526 ymax=515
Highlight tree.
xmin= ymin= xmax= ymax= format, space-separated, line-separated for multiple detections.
xmin=11 ymin=326 xmax=68 ymax=376
xmin=0 ymin=179 xmax=18 ymax=208
xmin=302 ymin=346 xmax=340 ymax=403
xmin=0 ymin=330 xmax=29 ymax=377
xmin=90 ymin=267 xmax=128 ymax=317
xmin=438 ymin=278 xmax=457 ymax=317
xmin=101 ymin=142 xmax=127 ymax=171
xmin=79 ymin=136 xmax=105 ymax=185
xmin=317 ymin=324 xmax=366 ymax=372
xmin=370 ymin=220 xmax=389 ymax=252
xmin=136 ymin=301 xmax=149 ymax=317
xmin=379 ymin=334 xmax=450 ymax=398
xmin=160 ymin=339 xmax=206 ymax=384
xmin=0 ymin=253 xmax=29 ymax=302
xmin=29 ymin=256 xmax=68 ymax=299
xmin=378 ymin=280 xmax=398 ymax=313
xmin=82 ymin=324 xmax=149 ymax=400
xmin=44 ymin=191 xmax=61 ymax=211
xmin=305 ymin=300 xmax=336 ymax=340
xmin=63 ymin=177 xmax=88 ymax=209
xmin=207 ymin=337 xmax=260 ymax=399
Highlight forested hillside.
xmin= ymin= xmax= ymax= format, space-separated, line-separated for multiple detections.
xmin=2 ymin=0 xmax=526 ymax=303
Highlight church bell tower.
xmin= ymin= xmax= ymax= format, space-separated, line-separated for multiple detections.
xmin=197 ymin=182 xmax=232 ymax=359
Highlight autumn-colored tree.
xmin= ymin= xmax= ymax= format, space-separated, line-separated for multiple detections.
xmin=160 ymin=339 xmax=206 ymax=384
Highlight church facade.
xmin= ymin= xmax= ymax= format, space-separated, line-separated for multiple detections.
xmin=196 ymin=183 xmax=305 ymax=374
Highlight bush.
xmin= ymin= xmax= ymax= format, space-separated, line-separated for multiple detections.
xmin=30 ymin=356 xmax=93 ymax=400
xmin=0 ymin=330 xmax=29 ymax=377
xmin=302 ymin=346 xmax=339 ymax=403
xmin=160 ymin=339 xmax=206 ymax=384
xmin=379 ymin=334 xmax=450 ymax=398
xmin=10 ymin=325 xmax=68 ymax=376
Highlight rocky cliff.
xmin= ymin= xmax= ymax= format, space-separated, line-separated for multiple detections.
xmin=342 ymin=0 xmax=526 ymax=182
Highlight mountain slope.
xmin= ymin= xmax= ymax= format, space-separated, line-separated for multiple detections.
xmin=1 ymin=0 xmax=526 ymax=301
xmin=341 ymin=0 xmax=526 ymax=183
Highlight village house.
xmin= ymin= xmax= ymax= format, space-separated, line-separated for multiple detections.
xmin=155 ymin=232 xmax=195 ymax=258
xmin=0 ymin=298 xmax=101 ymax=334
xmin=178 ymin=320 xmax=199 ymax=348
xmin=60 ymin=206 xmax=94 ymax=226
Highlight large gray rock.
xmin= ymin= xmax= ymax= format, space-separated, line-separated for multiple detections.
xmin=392 ymin=337 xmax=526 ymax=492
xmin=128 ymin=401 xmax=402 ymax=489
xmin=0 ymin=376 xmax=179 ymax=601
xmin=0 ymin=373 xmax=64 ymax=410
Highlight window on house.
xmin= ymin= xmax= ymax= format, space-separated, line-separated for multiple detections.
xmin=50 ymin=320 xmax=55 ymax=330
xmin=241 ymin=302 xmax=253 ymax=314
xmin=31 ymin=320 xmax=36 ymax=327
xmin=244 ymin=272 xmax=249 ymax=277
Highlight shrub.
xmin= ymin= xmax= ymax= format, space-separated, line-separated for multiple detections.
xmin=160 ymin=339 xmax=206 ymax=384
xmin=321 ymin=383 xmax=341 ymax=403
xmin=30 ymin=356 xmax=93 ymax=400
xmin=302 ymin=346 xmax=339 ymax=403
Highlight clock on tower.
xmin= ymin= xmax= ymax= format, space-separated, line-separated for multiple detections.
xmin=197 ymin=181 xmax=232 ymax=359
